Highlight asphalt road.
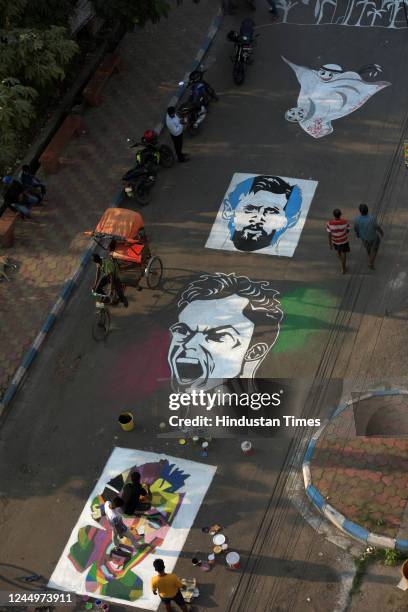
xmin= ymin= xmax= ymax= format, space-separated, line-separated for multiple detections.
xmin=1 ymin=7 xmax=408 ymax=612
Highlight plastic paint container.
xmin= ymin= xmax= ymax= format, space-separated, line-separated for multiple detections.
xmin=178 ymin=438 xmax=187 ymax=445
xmin=201 ymin=441 xmax=209 ymax=457
xmin=213 ymin=533 xmax=226 ymax=546
xmin=226 ymin=551 xmax=240 ymax=569
xmin=84 ymin=603 xmax=93 ymax=610
xmin=241 ymin=440 xmax=252 ymax=455
xmin=208 ymin=553 xmax=216 ymax=565
xmin=192 ymin=435 xmax=200 ymax=444
xmin=118 ymin=412 xmax=134 ymax=432
xmin=213 ymin=545 xmax=222 ymax=555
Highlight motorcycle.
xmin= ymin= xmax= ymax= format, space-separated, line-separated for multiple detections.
xmin=177 ymin=68 xmax=218 ymax=135
xmin=122 ymin=130 xmax=174 ymax=205
xmin=227 ymin=19 xmax=259 ymax=86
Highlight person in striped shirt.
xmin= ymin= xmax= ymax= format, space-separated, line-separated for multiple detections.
xmin=326 ymin=209 xmax=351 ymax=274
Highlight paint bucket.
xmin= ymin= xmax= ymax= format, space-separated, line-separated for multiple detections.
xmin=192 ymin=557 xmax=202 ymax=567
xmin=397 ymin=560 xmax=408 ymax=590
xmin=241 ymin=440 xmax=252 ymax=455
xmin=118 ymin=412 xmax=134 ymax=432
xmin=226 ymin=551 xmax=240 ymax=569
xmin=192 ymin=435 xmax=199 ymax=444
xmin=201 ymin=441 xmax=209 ymax=457
xmin=95 ymin=600 xmax=102 ymax=608
xmin=208 ymin=553 xmax=216 ymax=565
xmin=213 ymin=545 xmax=222 ymax=555
xmin=84 ymin=603 xmax=93 ymax=610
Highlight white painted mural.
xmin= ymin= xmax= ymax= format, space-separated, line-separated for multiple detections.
xmin=205 ymin=173 xmax=318 ymax=256
xmin=274 ymin=0 xmax=408 ymax=28
xmin=283 ymin=57 xmax=390 ymax=138
xmin=168 ymin=272 xmax=283 ymax=392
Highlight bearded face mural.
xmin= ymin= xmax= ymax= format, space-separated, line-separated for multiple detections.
xmin=283 ymin=56 xmax=391 ymax=138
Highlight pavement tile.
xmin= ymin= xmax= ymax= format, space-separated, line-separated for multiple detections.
xmin=310 ymin=394 xmax=408 ymax=538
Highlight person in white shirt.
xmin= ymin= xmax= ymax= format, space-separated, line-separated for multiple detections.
xmin=165 ymin=107 xmax=189 ymax=163
xmin=104 ymin=496 xmax=140 ymax=550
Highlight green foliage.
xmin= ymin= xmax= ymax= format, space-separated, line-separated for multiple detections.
xmin=0 ymin=78 xmax=37 ymax=167
xmin=352 ymin=547 xmax=408 ymax=594
xmin=91 ymin=0 xmax=171 ymax=28
xmin=0 ymin=0 xmax=74 ymax=30
xmin=0 ymin=26 xmax=78 ymax=86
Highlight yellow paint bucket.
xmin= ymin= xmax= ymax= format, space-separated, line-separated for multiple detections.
xmin=118 ymin=412 xmax=134 ymax=432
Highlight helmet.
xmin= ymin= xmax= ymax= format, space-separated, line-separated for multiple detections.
xmin=142 ymin=129 xmax=158 ymax=145
xmin=189 ymin=70 xmax=202 ymax=84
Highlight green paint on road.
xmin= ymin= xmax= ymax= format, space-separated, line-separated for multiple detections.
xmin=275 ymin=288 xmax=337 ymax=353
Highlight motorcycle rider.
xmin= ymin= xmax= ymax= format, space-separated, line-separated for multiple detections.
xmin=189 ymin=74 xmax=208 ymax=129
xmin=135 ymin=130 xmax=161 ymax=178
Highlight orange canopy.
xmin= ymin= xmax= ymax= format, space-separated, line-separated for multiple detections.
xmin=94 ymin=208 xmax=144 ymax=240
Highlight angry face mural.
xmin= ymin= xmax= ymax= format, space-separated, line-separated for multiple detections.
xmin=283 ymin=56 xmax=390 ymax=138
xmin=168 ymin=272 xmax=283 ymax=392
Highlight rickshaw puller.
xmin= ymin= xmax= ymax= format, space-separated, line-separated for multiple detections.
xmin=92 ymin=244 xmax=128 ymax=308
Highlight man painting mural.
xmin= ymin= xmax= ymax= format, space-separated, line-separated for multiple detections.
xmin=168 ymin=272 xmax=283 ymax=392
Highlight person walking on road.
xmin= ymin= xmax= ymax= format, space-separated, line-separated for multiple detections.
xmin=166 ymin=107 xmax=188 ymax=163
xmin=354 ymin=203 xmax=384 ymax=269
xmin=326 ymin=208 xmax=351 ymax=274
xmin=151 ymin=559 xmax=188 ymax=612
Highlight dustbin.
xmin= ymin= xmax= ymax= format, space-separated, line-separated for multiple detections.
xmin=118 ymin=412 xmax=134 ymax=432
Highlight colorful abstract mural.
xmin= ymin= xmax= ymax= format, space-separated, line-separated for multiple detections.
xmin=49 ymin=448 xmax=216 ymax=610
xmin=205 ymin=174 xmax=318 ymax=257
xmin=283 ymin=57 xmax=390 ymax=138
xmin=168 ymin=272 xmax=283 ymax=392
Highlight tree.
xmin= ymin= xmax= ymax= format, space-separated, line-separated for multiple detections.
xmin=314 ymin=0 xmax=337 ymax=23
xmin=276 ymin=0 xmax=299 ymax=22
xmin=0 ymin=78 xmax=37 ymax=167
xmin=355 ymin=0 xmax=377 ymax=25
xmin=367 ymin=6 xmax=386 ymax=23
xmin=0 ymin=26 xmax=78 ymax=87
xmin=90 ymin=0 xmax=171 ymax=28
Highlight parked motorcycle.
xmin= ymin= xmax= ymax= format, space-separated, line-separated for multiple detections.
xmin=122 ymin=130 xmax=174 ymax=205
xmin=227 ymin=19 xmax=259 ymax=86
xmin=177 ymin=68 xmax=218 ymax=135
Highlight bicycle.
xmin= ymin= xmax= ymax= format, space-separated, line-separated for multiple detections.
xmin=91 ymin=291 xmax=112 ymax=341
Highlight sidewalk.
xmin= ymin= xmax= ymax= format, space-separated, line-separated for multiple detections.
xmin=309 ymin=392 xmax=408 ymax=544
xmin=0 ymin=0 xmax=219 ymax=400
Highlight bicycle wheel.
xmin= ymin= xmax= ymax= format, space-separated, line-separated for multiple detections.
xmin=145 ymin=256 xmax=163 ymax=289
xmin=92 ymin=307 xmax=111 ymax=341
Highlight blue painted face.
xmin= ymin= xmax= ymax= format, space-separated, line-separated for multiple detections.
xmin=224 ymin=177 xmax=302 ymax=252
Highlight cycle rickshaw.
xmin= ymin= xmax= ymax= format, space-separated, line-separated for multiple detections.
xmin=85 ymin=207 xmax=163 ymax=340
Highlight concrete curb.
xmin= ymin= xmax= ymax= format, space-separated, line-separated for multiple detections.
xmin=0 ymin=8 xmax=224 ymax=418
xmin=302 ymin=389 xmax=408 ymax=552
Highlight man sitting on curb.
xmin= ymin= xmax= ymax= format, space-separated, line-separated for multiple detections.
xmin=2 ymin=175 xmax=41 ymax=220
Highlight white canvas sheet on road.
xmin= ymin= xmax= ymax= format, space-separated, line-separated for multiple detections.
xmin=205 ymin=172 xmax=318 ymax=257
xmin=49 ymin=447 xmax=216 ymax=610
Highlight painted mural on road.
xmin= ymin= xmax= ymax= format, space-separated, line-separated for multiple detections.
xmin=275 ymin=0 xmax=408 ymax=28
xmin=283 ymin=57 xmax=390 ymax=138
xmin=205 ymin=174 xmax=318 ymax=256
xmin=168 ymin=272 xmax=283 ymax=392
xmin=49 ymin=448 xmax=215 ymax=610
